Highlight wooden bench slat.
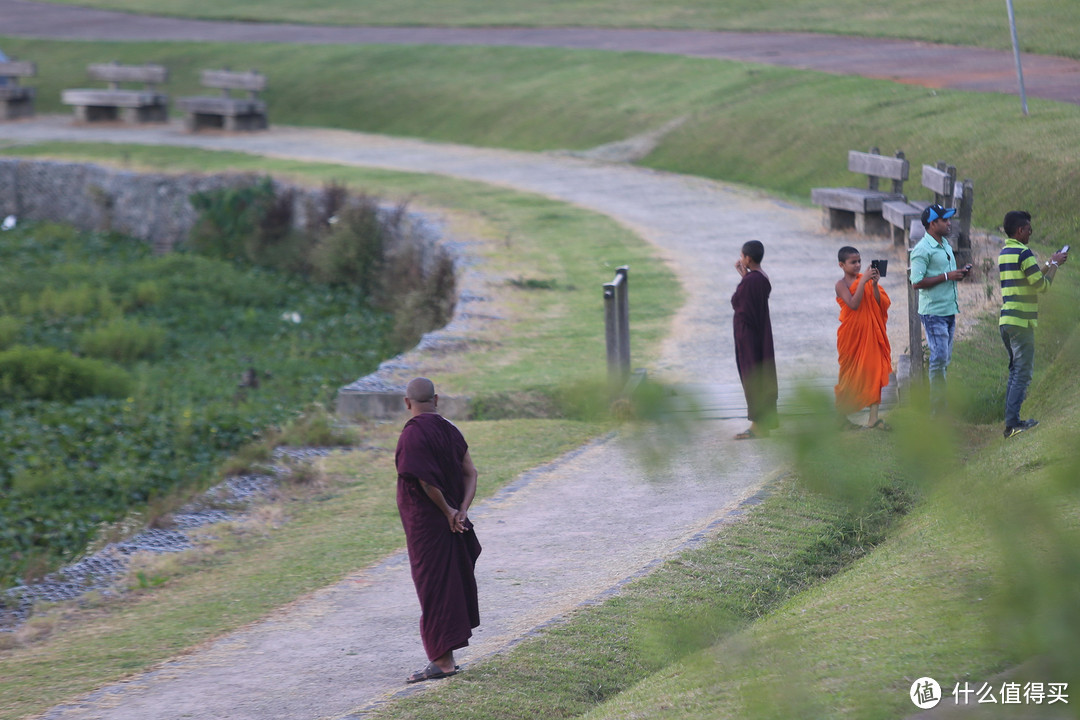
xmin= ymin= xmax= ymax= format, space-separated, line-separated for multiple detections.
xmin=62 ymin=89 xmax=167 ymax=107
xmin=847 ymin=150 xmax=909 ymax=181
xmin=0 ymin=61 xmax=36 ymax=77
xmin=0 ymin=87 xmax=35 ymax=100
xmin=200 ymin=70 xmax=266 ymax=92
xmin=811 ymin=187 xmax=904 ymax=214
xmin=87 ymin=63 xmax=168 ymax=85
xmin=920 ymin=165 xmax=955 ymax=196
xmin=881 ymin=199 xmax=927 ymax=228
xmin=178 ymin=96 xmax=266 ymax=114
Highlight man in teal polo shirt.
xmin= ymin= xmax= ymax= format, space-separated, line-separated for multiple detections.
xmin=910 ymin=203 xmax=970 ymax=413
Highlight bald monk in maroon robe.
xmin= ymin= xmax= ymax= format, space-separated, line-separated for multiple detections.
xmin=731 ymin=239 xmax=779 ymax=439
xmin=395 ymin=377 xmax=481 ymax=684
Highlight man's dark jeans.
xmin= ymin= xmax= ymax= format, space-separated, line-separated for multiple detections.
xmin=920 ymin=313 xmax=955 ymax=414
xmin=1000 ymin=323 xmax=1036 ymax=428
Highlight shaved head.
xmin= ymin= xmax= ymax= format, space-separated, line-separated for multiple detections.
xmin=406 ymin=377 xmax=436 ymax=404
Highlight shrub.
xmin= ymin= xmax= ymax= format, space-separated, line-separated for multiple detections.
xmin=78 ymin=318 xmax=166 ymax=363
xmin=128 ymin=280 xmax=162 ymax=309
xmin=310 ymin=196 xmax=395 ymax=293
xmin=189 ymin=179 xmax=277 ymax=261
xmin=0 ymin=316 xmax=21 ymax=350
xmin=389 ymin=251 xmax=457 ymax=349
xmin=279 ymin=403 xmax=356 ymax=447
xmin=0 ymin=346 xmax=133 ymax=402
xmin=22 ymin=283 xmax=120 ymax=320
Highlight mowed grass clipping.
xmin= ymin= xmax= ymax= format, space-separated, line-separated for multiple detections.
xmin=29 ymin=0 xmax=1080 ymax=58
xmin=4 ymin=36 xmax=1080 ymax=248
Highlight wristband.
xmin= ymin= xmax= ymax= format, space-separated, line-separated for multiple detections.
xmin=942 ymin=272 xmax=948 ymax=282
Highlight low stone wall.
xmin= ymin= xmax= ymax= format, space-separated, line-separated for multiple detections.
xmin=0 ymin=157 xmax=356 ymax=254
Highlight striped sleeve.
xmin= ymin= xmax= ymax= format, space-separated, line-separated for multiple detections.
xmin=1000 ymin=245 xmax=1050 ymax=327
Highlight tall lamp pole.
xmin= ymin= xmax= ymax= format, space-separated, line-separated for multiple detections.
xmin=1005 ymin=0 xmax=1029 ymax=116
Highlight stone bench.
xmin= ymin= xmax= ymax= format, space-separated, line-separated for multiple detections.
xmin=61 ymin=62 xmax=169 ymax=123
xmin=0 ymin=60 xmax=36 ymax=121
xmin=178 ymin=69 xmax=268 ymax=132
xmin=811 ymin=148 xmax=909 ymax=236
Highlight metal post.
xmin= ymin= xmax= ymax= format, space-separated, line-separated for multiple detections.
xmin=603 ymin=282 xmax=620 ymax=387
xmin=615 ymin=266 xmax=630 ymax=381
xmin=1005 ymin=0 xmax=1029 ymax=116
xmin=956 ymin=179 xmax=975 ymax=268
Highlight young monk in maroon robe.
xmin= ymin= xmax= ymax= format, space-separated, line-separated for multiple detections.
xmin=732 ymin=239 xmax=779 ymax=439
xmin=395 ymin=377 xmax=481 ymax=684
xmin=834 ymin=246 xmax=892 ymax=429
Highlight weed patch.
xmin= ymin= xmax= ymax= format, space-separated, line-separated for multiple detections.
xmin=0 ymin=222 xmax=394 ymax=588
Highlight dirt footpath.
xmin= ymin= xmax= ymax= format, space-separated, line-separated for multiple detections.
xmin=2 ymin=117 xmax=915 ymax=720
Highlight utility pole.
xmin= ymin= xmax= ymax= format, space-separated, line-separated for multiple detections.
xmin=1005 ymin=0 xmax=1029 ymax=116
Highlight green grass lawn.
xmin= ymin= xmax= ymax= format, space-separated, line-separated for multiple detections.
xmin=28 ymin=0 xmax=1080 ymax=59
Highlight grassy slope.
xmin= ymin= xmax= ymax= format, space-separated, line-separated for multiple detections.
xmin=28 ymin=0 xmax=1080 ymax=58
xmin=583 ymin=381 xmax=1080 ymax=719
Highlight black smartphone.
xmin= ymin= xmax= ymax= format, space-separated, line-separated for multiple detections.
xmin=870 ymin=259 xmax=888 ymax=277
xmin=1062 ymin=244 xmax=1071 ymax=254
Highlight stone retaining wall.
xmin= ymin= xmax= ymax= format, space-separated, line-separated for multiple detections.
xmin=0 ymin=157 xmax=392 ymax=255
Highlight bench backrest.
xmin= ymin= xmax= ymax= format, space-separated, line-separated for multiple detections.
xmin=847 ymin=149 xmax=909 ymax=193
xmin=201 ymin=69 xmax=266 ymax=97
xmin=0 ymin=61 xmax=36 ymax=79
xmin=87 ymin=62 xmax=168 ymax=88
xmin=921 ymin=164 xmax=955 ymax=199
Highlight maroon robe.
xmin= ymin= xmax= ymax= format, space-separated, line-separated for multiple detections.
xmin=731 ymin=269 xmax=779 ymax=427
xmin=395 ymin=412 xmax=481 ymax=661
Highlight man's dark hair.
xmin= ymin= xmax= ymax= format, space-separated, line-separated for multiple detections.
xmin=1003 ymin=210 xmax=1032 ymax=238
xmin=742 ymin=240 xmax=765 ymax=264
xmin=838 ymin=246 xmax=859 ymax=263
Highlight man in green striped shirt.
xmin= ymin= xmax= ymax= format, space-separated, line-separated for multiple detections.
xmin=999 ymin=210 xmax=1069 ymax=438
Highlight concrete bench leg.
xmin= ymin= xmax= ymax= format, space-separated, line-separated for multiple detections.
xmin=822 ymin=206 xmax=855 ymax=231
xmin=1 ymin=97 xmax=34 ymax=120
xmin=855 ymin=212 xmax=891 ymax=237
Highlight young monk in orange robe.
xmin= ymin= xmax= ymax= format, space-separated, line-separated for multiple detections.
xmin=835 ymin=246 xmax=892 ymax=429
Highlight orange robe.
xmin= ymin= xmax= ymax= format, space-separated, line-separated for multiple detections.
xmin=835 ymin=275 xmax=892 ymax=414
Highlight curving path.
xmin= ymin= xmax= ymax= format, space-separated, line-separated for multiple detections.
xmin=0 ymin=9 xmax=958 ymax=718
xmin=2 ymin=0 xmax=1080 ymax=103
